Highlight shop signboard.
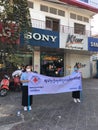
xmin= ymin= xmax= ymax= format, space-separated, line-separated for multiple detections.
xmin=60 ymin=33 xmax=88 ymax=50
xmin=20 ymin=28 xmax=59 ymax=48
xmin=88 ymin=37 xmax=98 ymax=51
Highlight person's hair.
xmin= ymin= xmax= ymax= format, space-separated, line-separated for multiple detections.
xmin=25 ymin=65 xmax=33 ymax=71
xmin=21 ymin=65 xmax=26 ymax=72
xmin=25 ymin=65 xmax=29 ymax=68
xmin=75 ymin=62 xmax=80 ymax=69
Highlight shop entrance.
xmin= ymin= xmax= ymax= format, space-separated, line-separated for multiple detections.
xmin=40 ymin=53 xmax=64 ymax=77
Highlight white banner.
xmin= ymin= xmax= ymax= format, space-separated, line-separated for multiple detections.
xmin=28 ymin=72 xmax=82 ymax=95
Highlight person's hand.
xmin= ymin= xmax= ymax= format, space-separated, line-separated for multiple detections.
xmin=21 ymin=80 xmax=30 ymax=83
xmin=26 ymin=80 xmax=30 ymax=82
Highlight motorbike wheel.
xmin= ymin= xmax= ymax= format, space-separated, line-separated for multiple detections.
xmin=0 ymin=89 xmax=8 ymax=96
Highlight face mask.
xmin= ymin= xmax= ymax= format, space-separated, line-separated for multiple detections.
xmin=74 ymin=67 xmax=78 ymax=71
xmin=26 ymin=68 xmax=31 ymax=72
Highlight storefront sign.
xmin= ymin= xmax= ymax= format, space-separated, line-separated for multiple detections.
xmin=88 ymin=37 xmax=98 ymax=51
xmin=66 ymin=34 xmax=83 ymax=44
xmin=65 ymin=34 xmax=84 ymax=50
xmin=20 ymin=28 xmax=59 ymax=48
xmin=24 ymin=32 xmax=57 ymax=42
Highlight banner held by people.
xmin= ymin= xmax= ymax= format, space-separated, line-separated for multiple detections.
xmin=28 ymin=72 xmax=82 ymax=95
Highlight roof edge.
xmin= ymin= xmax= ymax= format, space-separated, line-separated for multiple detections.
xmin=59 ymin=0 xmax=98 ymax=13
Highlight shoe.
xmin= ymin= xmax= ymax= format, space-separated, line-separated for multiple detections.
xmin=28 ymin=106 xmax=32 ymax=111
xmin=73 ymin=98 xmax=77 ymax=103
xmin=77 ymin=99 xmax=81 ymax=103
xmin=24 ymin=106 xmax=27 ymax=111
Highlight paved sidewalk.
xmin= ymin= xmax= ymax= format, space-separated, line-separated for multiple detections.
xmin=0 ymin=78 xmax=98 ymax=130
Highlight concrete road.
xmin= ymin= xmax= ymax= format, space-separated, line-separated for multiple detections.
xmin=0 ymin=78 xmax=98 ymax=130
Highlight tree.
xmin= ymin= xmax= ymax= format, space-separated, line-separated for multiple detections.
xmin=0 ymin=0 xmax=32 ymax=67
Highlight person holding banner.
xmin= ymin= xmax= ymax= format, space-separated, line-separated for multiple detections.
xmin=20 ymin=65 xmax=33 ymax=111
xmin=72 ymin=63 xmax=81 ymax=103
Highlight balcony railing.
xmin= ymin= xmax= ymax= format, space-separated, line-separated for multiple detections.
xmin=31 ymin=18 xmax=91 ymax=36
xmin=31 ymin=18 xmax=45 ymax=29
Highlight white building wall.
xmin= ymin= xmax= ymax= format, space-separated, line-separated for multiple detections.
xmin=29 ymin=1 xmax=44 ymax=20
xmin=65 ymin=53 xmax=91 ymax=78
xmin=28 ymin=0 xmax=93 ymax=78
xmin=29 ymin=0 xmax=91 ymax=34
xmin=29 ymin=0 xmax=68 ymax=27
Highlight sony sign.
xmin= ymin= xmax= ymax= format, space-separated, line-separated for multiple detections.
xmin=24 ymin=32 xmax=57 ymax=43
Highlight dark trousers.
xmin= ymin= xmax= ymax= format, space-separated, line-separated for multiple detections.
xmin=22 ymin=86 xmax=33 ymax=106
xmin=72 ymin=91 xmax=80 ymax=99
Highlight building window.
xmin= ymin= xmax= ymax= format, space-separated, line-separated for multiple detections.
xmin=27 ymin=1 xmax=33 ymax=8
xmin=70 ymin=13 xmax=89 ymax=23
xmin=74 ymin=23 xmax=85 ymax=35
xmin=77 ymin=15 xmax=82 ymax=21
xmin=49 ymin=7 xmax=57 ymax=15
xmin=46 ymin=19 xmax=52 ymax=30
xmin=70 ymin=13 xmax=76 ymax=19
xmin=40 ymin=5 xmax=48 ymax=12
xmin=83 ymin=17 xmax=89 ymax=23
xmin=46 ymin=17 xmax=59 ymax=32
xmin=58 ymin=10 xmax=65 ymax=17
xmin=40 ymin=4 xmax=65 ymax=17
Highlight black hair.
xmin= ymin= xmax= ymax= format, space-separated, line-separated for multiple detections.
xmin=75 ymin=62 xmax=81 ymax=69
xmin=25 ymin=65 xmax=33 ymax=71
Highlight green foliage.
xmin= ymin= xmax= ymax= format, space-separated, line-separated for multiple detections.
xmin=0 ymin=0 xmax=31 ymax=32
xmin=0 ymin=0 xmax=32 ymax=68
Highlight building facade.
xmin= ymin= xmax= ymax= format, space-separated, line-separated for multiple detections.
xmin=20 ymin=0 xmax=98 ymax=78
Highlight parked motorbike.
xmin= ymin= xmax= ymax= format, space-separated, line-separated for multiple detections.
xmin=13 ymin=74 xmax=22 ymax=92
xmin=0 ymin=75 xmax=10 ymax=96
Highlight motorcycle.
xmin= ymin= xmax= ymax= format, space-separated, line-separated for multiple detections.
xmin=0 ymin=75 xmax=10 ymax=96
xmin=13 ymin=74 xmax=22 ymax=92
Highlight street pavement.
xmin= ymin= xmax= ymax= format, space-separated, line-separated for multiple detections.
xmin=0 ymin=78 xmax=98 ymax=130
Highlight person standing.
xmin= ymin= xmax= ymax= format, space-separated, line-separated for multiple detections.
xmin=72 ymin=63 xmax=81 ymax=103
xmin=20 ymin=65 xmax=33 ymax=111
